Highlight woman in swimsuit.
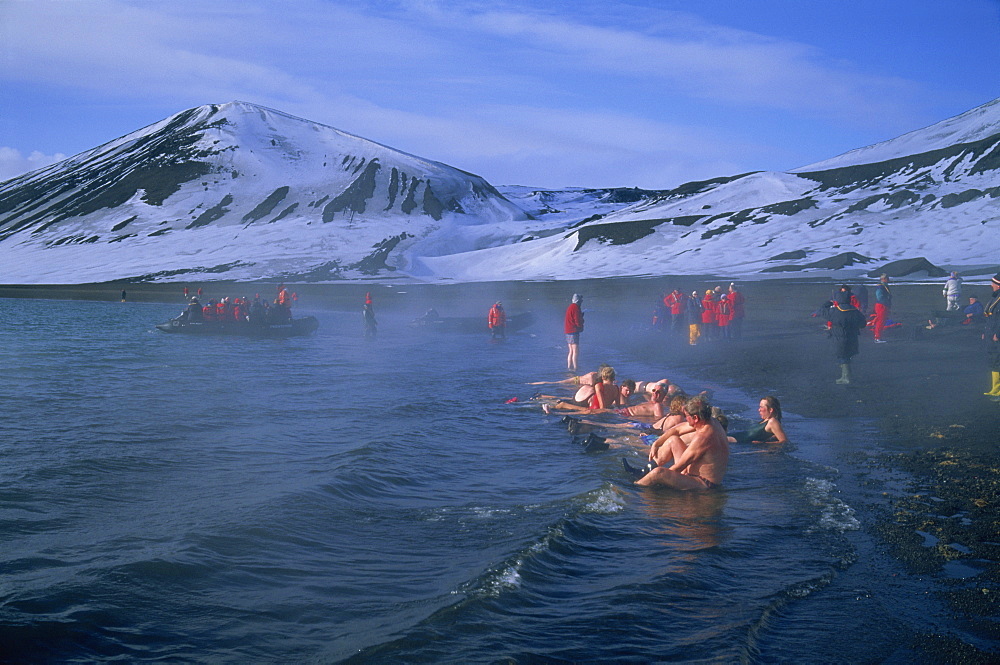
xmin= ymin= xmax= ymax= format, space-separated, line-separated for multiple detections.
xmin=729 ymin=395 xmax=787 ymax=444
xmin=540 ymin=368 xmax=630 ymax=413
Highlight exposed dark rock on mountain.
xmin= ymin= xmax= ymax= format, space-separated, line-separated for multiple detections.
xmin=869 ymin=257 xmax=948 ymax=278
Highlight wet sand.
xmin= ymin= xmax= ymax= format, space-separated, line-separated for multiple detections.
xmin=3 ymin=277 xmax=998 ymax=658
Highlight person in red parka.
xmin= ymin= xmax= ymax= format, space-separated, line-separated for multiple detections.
xmin=701 ymin=290 xmax=717 ymax=339
xmin=488 ymin=301 xmax=507 ymax=340
xmin=727 ymin=283 xmax=745 ymax=339
xmin=716 ymin=294 xmax=733 ymax=339
xmin=564 ymin=294 xmax=585 ymax=371
xmin=665 ymin=288 xmax=685 ymax=336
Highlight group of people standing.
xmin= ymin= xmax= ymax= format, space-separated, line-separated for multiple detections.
xmin=562 ymin=284 xmax=746 ymax=371
xmin=653 ymin=283 xmax=745 ymax=344
xmin=821 ymin=271 xmax=1000 ymax=396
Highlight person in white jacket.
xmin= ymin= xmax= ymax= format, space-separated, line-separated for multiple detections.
xmin=943 ymin=272 xmax=963 ymax=311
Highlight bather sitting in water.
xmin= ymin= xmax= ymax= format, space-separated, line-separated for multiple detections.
xmin=623 ymin=396 xmax=729 ymax=490
xmin=727 ymin=396 xmax=787 ymax=444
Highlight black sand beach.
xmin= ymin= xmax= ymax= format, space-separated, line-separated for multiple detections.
xmin=3 ymin=277 xmax=997 ymax=660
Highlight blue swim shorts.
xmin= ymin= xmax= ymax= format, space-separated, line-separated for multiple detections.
xmin=566 ymin=333 xmax=580 ymax=344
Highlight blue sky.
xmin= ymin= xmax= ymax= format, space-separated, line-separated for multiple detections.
xmin=2 ymin=0 xmax=998 ymax=188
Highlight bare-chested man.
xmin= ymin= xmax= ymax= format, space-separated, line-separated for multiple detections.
xmin=625 ymin=396 xmax=729 ymax=490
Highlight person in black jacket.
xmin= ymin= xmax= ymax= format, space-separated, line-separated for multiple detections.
xmin=829 ymin=288 xmax=867 ymax=384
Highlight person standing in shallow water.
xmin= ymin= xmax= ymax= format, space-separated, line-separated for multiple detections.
xmin=564 ymin=294 xmax=584 ymax=371
xmin=363 ymin=292 xmax=377 ymax=339
xmin=828 ymin=288 xmax=867 ymax=384
xmin=983 ymin=274 xmax=1000 ymax=399
xmin=488 ymin=301 xmax=507 ymax=340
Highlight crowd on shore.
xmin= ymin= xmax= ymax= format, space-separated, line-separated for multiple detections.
xmin=651 ymin=283 xmax=746 ymax=345
xmin=537 ymin=270 xmax=1000 ymax=493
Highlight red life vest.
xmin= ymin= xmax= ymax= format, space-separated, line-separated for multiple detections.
xmin=701 ymin=296 xmax=715 ymax=324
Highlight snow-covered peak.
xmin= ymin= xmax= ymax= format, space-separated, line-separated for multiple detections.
xmin=794 ymin=97 xmax=1000 ymax=172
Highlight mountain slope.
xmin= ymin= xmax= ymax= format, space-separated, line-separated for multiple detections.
xmin=1 ymin=98 xmax=998 ymax=284
xmin=418 ymin=99 xmax=1000 ymax=282
xmin=0 ymin=101 xmax=528 ymax=283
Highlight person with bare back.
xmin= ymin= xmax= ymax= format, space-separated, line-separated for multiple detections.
xmin=623 ymin=396 xmax=729 ymax=490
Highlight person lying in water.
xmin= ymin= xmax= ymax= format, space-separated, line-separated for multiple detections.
xmin=727 ymin=396 xmax=788 ymax=444
xmin=624 ymin=396 xmax=729 ymax=490
xmin=562 ymin=391 xmax=686 ymax=434
xmin=540 ymin=367 xmax=635 ymax=412
xmin=533 ymin=365 xmax=614 ymax=408
xmin=527 ymin=367 xmax=609 ymax=388
xmin=532 ymin=369 xmax=675 ymax=400
xmin=546 ymin=380 xmax=668 ymax=419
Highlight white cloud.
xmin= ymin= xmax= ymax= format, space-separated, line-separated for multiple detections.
xmin=0 ymin=148 xmax=67 ymax=182
xmin=0 ymin=0 xmax=939 ymax=187
xmin=437 ymin=4 xmax=921 ymax=126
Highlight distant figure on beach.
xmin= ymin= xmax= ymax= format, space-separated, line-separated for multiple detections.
xmin=120 ymin=289 xmax=127 ymax=302
xmin=488 ymin=301 xmax=507 ymax=340
xmin=363 ymin=293 xmax=377 ymax=339
xmin=625 ymin=396 xmax=729 ymax=490
xmin=943 ymin=272 xmax=963 ymax=311
xmin=828 ymin=290 xmax=867 ymax=385
xmin=665 ymin=289 xmax=685 ymax=336
xmin=729 ymin=396 xmax=788 ymax=444
xmin=728 ymin=283 xmax=745 ymax=339
xmin=853 ymin=283 xmax=869 ymax=314
xmin=983 ymin=274 xmax=1000 ymax=399
xmin=564 ymin=294 xmax=584 ymax=371
xmin=652 ymin=292 xmax=669 ymax=331
xmin=701 ymin=290 xmax=717 ymax=339
xmin=686 ymin=291 xmax=703 ymax=345
xmin=716 ymin=294 xmax=732 ymax=340
xmin=962 ymin=296 xmax=985 ymax=326
xmin=873 ymin=274 xmax=892 ymax=343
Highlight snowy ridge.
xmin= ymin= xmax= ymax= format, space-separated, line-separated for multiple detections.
xmin=1 ymin=98 xmax=998 ymax=284
xmin=793 ymin=98 xmax=1000 ymax=172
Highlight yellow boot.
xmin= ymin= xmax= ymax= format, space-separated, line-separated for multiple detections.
xmin=986 ymin=371 xmax=1000 ymax=396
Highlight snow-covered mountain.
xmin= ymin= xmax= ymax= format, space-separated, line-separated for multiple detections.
xmin=1 ymin=98 xmax=998 ymax=284
xmin=0 ymin=102 xmax=528 ymax=283
xmin=440 ymin=98 xmax=998 ymax=282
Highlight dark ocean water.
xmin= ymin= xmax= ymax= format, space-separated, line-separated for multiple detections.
xmin=0 ymin=293 xmax=970 ymax=663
